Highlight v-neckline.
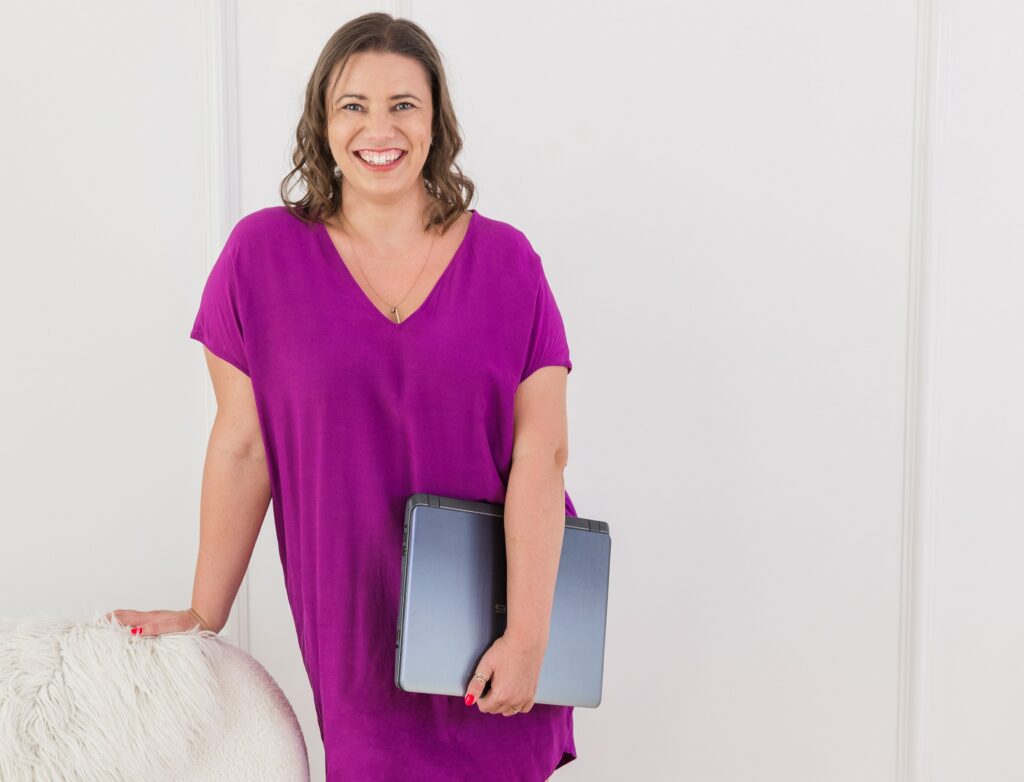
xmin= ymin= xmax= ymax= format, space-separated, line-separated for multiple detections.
xmin=318 ymin=209 xmax=477 ymax=330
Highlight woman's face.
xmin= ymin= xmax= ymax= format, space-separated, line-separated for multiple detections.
xmin=325 ymin=51 xmax=434 ymax=199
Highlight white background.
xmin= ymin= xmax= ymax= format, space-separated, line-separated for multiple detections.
xmin=1 ymin=1 xmax=1022 ymax=780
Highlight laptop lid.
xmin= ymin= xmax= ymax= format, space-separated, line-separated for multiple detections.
xmin=394 ymin=493 xmax=611 ymax=708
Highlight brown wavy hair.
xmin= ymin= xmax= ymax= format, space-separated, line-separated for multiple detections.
xmin=279 ymin=12 xmax=475 ymax=235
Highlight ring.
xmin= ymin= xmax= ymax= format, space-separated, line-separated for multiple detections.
xmin=473 ymin=672 xmax=488 ymax=684
xmin=511 ymin=707 xmax=520 ymax=713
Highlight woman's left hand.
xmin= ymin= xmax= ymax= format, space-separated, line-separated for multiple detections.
xmin=465 ymin=633 xmax=547 ymax=716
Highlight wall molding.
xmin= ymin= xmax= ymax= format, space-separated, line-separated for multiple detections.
xmin=199 ymin=0 xmax=249 ymax=652
xmin=897 ymin=1 xmax=943 ymax=780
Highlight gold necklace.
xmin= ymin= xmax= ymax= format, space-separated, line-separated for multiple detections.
xmin=340 ymin=213 xmax=437 ymax=324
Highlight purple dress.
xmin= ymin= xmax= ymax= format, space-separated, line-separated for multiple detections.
xmin=189 ymin=206 xmax=577 ymax=781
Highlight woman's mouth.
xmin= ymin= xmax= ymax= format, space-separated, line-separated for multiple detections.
xmin=353 ymin=149 xmax=407 ymax=172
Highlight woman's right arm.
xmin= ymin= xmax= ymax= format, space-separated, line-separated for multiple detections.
xmin=190 ymin=347 xmax=271 ymax=633
xmin=107 ymin=348 xmax=269 ymax=636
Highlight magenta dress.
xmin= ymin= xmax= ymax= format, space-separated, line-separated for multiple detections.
xmin=189 ymin=205 xmax=577 ymax=781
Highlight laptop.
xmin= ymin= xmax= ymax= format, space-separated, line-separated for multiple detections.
xmin=394 ymin=493 xmax=611 ymax=708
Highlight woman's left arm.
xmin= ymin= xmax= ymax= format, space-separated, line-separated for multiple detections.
xmin=467 ymin=365 xmax=569 ymax=715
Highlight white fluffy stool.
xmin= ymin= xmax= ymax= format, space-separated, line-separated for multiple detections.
xmin=0 ymin=614 xmax=310 ymax=781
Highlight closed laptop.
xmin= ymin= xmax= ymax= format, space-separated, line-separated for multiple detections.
xmin=394 ymin=493 xmax=611 ymax=708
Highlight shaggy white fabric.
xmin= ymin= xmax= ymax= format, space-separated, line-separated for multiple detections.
xmin=0 ymin=612 xmax=310 ymax=781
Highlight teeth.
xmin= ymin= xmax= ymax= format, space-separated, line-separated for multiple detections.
xmin=358 ymin=150 xmax=402 ymax=165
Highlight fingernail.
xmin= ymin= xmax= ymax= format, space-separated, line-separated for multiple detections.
xmin=464 ymin=693 xmax=475 ymax=706
xmin=131 ymin=627 xmax=142 ymax=635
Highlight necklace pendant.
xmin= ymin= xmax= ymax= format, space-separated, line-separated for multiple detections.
xmin=391 ymin=306 xmax=401 ymax=324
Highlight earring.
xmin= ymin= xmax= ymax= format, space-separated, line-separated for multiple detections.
xmin=333 ymin=165 xmax=341 ymax=178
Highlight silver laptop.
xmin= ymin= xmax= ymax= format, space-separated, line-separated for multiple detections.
xmin=394 ymin=493 xmax=611 ymax=708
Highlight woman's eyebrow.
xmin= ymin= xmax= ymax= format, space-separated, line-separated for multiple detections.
xmin=336 ymin=93 xmax=422 ymax=102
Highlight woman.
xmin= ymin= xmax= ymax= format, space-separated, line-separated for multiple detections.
xmin=108 ymin=12 xmax=577 ymax=780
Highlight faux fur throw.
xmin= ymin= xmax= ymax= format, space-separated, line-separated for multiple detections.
xmin=0 ymin=613 xmax=310 ymax=781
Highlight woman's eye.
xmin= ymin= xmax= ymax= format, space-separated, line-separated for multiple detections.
xmin=341 ymin=103 xmax=415 ymax=112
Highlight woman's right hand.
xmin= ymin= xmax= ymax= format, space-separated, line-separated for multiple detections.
xmin=104 ymin=608 xmax=211 ymax=637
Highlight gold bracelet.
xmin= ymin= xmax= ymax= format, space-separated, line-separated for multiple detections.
xmin=188 ymin=607 xmax=212 ymax=632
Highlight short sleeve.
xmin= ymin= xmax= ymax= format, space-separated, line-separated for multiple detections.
xmin=189 ymin=229 xmax=250 ymax=377
xmin=519 ymin=261 xmax=573 ymax=383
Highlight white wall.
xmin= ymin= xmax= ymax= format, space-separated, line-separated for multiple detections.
xmin=1 ymin=1 xmax=1020 ymax=780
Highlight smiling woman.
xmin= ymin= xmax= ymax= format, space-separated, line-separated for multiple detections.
xmin=324 ymin=52 xmax=433 ymax=187
xmin=280 ymin=16 xmax=475 ymax=235
xmin=187 ymin=11 xmax=581 ymax=781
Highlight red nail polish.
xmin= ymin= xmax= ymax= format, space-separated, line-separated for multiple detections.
xmin=464 ymin=693 xmax=475 ymax=706
xmin=131 ymin=627 xmax=142 ymax=635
